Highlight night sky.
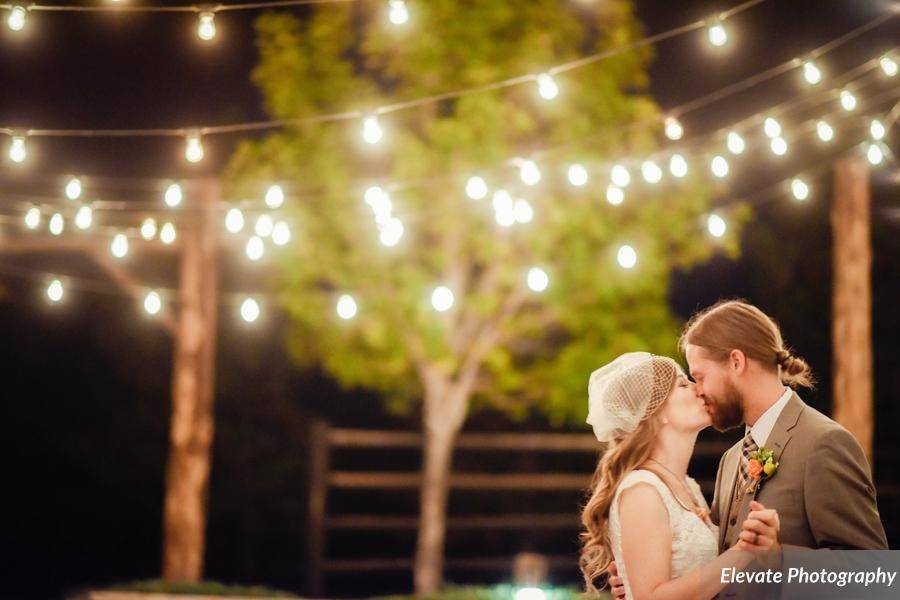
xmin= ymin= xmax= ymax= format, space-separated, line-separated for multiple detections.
xmin=1 ymin=1 xmax=899 ymax=598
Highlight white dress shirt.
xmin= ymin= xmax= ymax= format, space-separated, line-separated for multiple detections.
xmin=745 ymin=387 xmax=794 ymax=447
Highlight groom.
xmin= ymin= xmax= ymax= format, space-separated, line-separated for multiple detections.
xmin=609 ymin=300 xmax=887 ymax=598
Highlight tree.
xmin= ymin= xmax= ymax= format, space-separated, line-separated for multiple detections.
xmin=226 ymin=1 xmax=740 ymax=593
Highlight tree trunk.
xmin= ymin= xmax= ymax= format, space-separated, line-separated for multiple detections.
xmin=162 ymin=179 xmax=220 ymax=581
xmin=831 ymin=157 xmax=873 ymax=466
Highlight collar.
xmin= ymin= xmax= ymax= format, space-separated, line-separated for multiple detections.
xmin=745 ymin=387 xmax=793 ymax=447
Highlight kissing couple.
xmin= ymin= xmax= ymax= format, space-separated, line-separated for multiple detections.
xmin=579 ymin=300 xmax=887 ymax=599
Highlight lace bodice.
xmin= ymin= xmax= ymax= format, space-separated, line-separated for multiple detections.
xmin=609 ymin=469 xmax=719 ymax=599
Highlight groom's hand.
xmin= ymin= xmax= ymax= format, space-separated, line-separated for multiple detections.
xmin=607 ymin=560 xmax=625 ymax=600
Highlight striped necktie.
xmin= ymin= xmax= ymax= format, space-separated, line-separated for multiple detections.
xmin=736 ymin=429 xmax=759 ymax=498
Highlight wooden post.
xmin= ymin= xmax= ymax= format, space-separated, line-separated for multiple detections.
xmin=831 ymin=157 xmax=874 ymax=466
xmin=307 ymin=419 xmax=331 ymax=597
xmin=162 ymin=178 xmax=221 ymax=581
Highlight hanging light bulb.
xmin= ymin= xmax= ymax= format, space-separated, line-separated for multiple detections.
xmin=74 ymin=205 xmax=92 ymax=230
xmin=641 ymin=160 xmax=662 ymax=184
xmin=870 ymin=119 xmax=886 ymax=141
xmin=431 ymin=286 xmax=454 ymax=312
xmin=617 ymin=245 xmax=637 ymax=269
xmin=7 ymin=5 xmax=26 ymax=32
xmin=140 ymin=218 xmax=157 ymax=240
xmin=240 ymin=297 xmax=261 ymax=323
xmin=388 ymin=0 xmax=409 ymax=25
xmin=710 ymin=155 xmax=729 ymax=178
xmin=536 ymin=73 xmax=559 ymax=100
xmin=197 ymin=11 xmax=216 ymax=41
xmin=802 ymin=60 xmax=822 ymax=85
xmin=272 ymin=220 xmax=291 ymax=246
xmin=514 ymin=198 xmax=534 ymax=223
xmin=246 ymin=236 xmax=265 ymax=261
xmin=465 ymin=176 xmax=488 ymax=200
xmin=839 ymin=89 xmax=857 ymax=111
xmin=160 ymin=222 xmax=176 ymax=245
xmin=65 ymin=177 xmax=83 ymax=201
xmin=110 ymin=233 xmax=129 ymax=258
xmin=143 ymin=291 xmax=162 ymax=316
xmin=526 ymin=267 xmax=549 ymax=292
xmin=816 ymin=120 xmax=834 ymax=142
xmin=46 ymin=278 xmax=64 ymax=303
xmin=518 ymin=159 xmax=541 ymax=186
xmin=184 ymin=131 xmax=204 ymax=163
xmin=707 ymin=214 xmax=727 ymax=238
xmin=867 ymin=143 xmax=884 ymax=166
xmin=264 ymin=184 xmax=284 ymax=209
xmin=770 ymin=137 xmax=788 ymax=156
xmin=726 ymin=131 xmax=745 ymax=155
xmin=255 ymin=214 xmax=274 ymax=237
xmin=707 ymin=18 xmax=727 ymax=47
xmin=24 ymin=206 xmax=41 ymax=230
xmin=225 ymin=208 xmax=244 ymax=233
xmin=492 ymin=189 xmax=513 ymax=213
xmin=362 ymin=115 xmax=383 ymax=144
xmin=379 ymin=217 xmax=404 ymax=246
xmin=664 ymin=116 xmax=684 ymax=140
xmin=336 ymin=294 xmax=358 ymax=320
xmin=880 ymin=54 xmax=898 ymax=77
xmin=8 ymin=135 xmax=26 ymax=164
xmin=763 ymin=117 xmax=782 ymax=138
xmin=790 ymin=178 xmax=810 ymax=201
xmin=610 ymin=164 xmax=631 ymax=188
xmin=48 ymin=213 xmax=64 ymax=236
xmin=567 ymin=164 xmax=588 ymax=187
xmin=606 ymin=185 xmax=624 ymax=206
xmin=669 ymin=154 xmax=688 ymax=178
xmin=164 ymin=183 xmax=183 ymax=207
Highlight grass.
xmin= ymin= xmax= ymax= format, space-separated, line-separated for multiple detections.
xmin=100 ymin=579 xmax=300 ymax=597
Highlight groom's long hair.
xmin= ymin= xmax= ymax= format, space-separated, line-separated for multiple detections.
xmin=579 ymin=415 xmax=663 ymax=595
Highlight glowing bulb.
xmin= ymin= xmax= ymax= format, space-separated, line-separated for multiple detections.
xmin=617 ymin=245 xmax=637 ymax=269
xmin=46 ymin=278 xmax=64 ymax=303
xmin=164 ymin=183 xmax=183 ymax=207
xmin=465 ymin=176 xmax=488 ymax=200
xmin=364 ymin=185 xmax=386 ymax=206
xmin=536 ymin=73 xmax=559 ymax=100
xmin=802 ymin=60 xmax=822 ymax=85
xmin=240 ymin=297 xmax=261 ymax=323
xmin=770 ymin=137 xmax=788 ymax=156
xmin=197 ymin=11 xmax=216 ymax=41
xmin=518 ymin=159 xmax=541 ymax=186
xmin=641 ymin=160 xmax=662 ymax=184
xmin=336 ymin=294 xmax=358 ymax=320
xmin=388 ymin=0 xmax=409 ymax=25
xmin=492 ymin=189 xmax=513 ymax=213
xmin=379 ymin=218 xmax=404 ymax=246
xmin=710 ymin=155 xmax=729 ymax=178
xmin=362 ymin=115 xmax=383 ymax=144
xmin=611 ymin=165 xmax=630 ymax=188
xmin=24 ymin=207 xmax=40 ymax=230
xmin=669 ymin=154 xmax=688 ymax=178
xmin=144 ymin=291 xmax=162 ymax=316
xmin=707 ymin=19 xmax=727 ymax=47
xmin=7 ymin=5 xmax=26 ymax=32
xmin=664 ymin=116 xmax=683 ymax=140
xmin=791 ymin=178 xmax=809 ymax=201
xmin=514 ymin=198 xmax=534 ymax=223
xmin=527 ymin=267 xmax=549 ymax=292
xmin=880 ymin=55 xmax=898 ymax=77
xmin=140 ymin=218 xmax=157 ymax=240
xmin=606 ymin=185 xmax=624 ymax=206
xmin=867 ymin=144 xmax=884 ymax=166
xmin=431 ymin=286 xmax=454 ymax=312
xmin=255 ymin=214 xmax=274 ymax=237
xmin=65 ymin=177 xmax=82 ymax=201
xmin=111 ymin=233 xmax=129 ymax=259
xmin=495 ymin=207 xmax=516 ymax=227
xmin=839 ymin=89 xmax=857 ymax=111
xmin=8 ymin=136 xmax=26 ymax=163
xmin=567 ymin=163 xmax=588 ymax=187
xmin=246 ymin=236 xmax=264 ymax=261
xmin=264 ymin=184 xmax=284 ymax=209
xmin=514 ymin=588 xmax=547 ymax=600
xmin=48 ymin=213 xmax=64 ymax=236
xmin=272 ymin=220 xmax=291 ymax=246
xmin=816 ymin=120 xmax=834 ymax=142
xmin=225 ymin=208 xmax=244 ymax=233
xmin=726 ymin=131 xmax=745 ymax=155
xmin=185 ymin=132 xmax=204 ymax=163
xmin=763 ymin=117 xmax=782 ymax=138
xmin=707 ymin=214 xmax=727 ymax=238
xmin=160 ymin=222 xmax=176 ymax=245
xmin=75 ymin=205 xmax=92 ymax=230
xmin=870 ymin=119 xmax=886 ymax=141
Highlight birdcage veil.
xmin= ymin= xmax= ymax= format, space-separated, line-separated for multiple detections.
xmin=586 ymin=352 xmax=682 ymax=442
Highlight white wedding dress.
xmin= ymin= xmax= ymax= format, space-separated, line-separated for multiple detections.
xmin=609 ymin=469 xmax=719 ymax=599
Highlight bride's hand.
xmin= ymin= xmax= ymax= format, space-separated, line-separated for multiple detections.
xmin=607 ymin=560 xmax=626 ymax=600
xmin=736 ymin=500 xmax=781 ymax=554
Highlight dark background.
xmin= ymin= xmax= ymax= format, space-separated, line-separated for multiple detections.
xmin=1 ymin=1 xmax=898 ymax=598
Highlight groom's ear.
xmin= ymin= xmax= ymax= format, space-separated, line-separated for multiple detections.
xmin=729 ymin=349 xmax=747 ymax=375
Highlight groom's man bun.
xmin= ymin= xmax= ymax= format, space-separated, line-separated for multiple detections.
xmin=679 ymin=299 xmax=815 ymax=389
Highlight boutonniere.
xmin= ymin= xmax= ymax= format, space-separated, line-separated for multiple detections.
xmin=748 ymin=446 xmax=779 ymax=487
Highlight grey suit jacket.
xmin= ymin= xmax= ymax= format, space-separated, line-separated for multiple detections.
xmin=710 ymin=393 xmax=887 ymax=553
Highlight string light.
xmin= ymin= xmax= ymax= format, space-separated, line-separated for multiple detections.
xmin=271 ymin=220 xmax=291 ymax=246
xmin=110 ymin=233 xmax=129 ymax=259
xmin=617 ymin=245 xmax=637 ymax=269
xmin=866 ymin=143 xmax=884 ymax=166
xmin=707 ymin=214 xmax=727 ymax=238
xmin=839 ymin=89 xmax=857 ymax=111
xmin=710 ymin=155 xmax=729 ymax=178
xmin=362 ymin=115 xmax=383 ymax=144
xmin=254 ymin=214 xmax=274 ymax=237
xmin=197 ymin=11 xmax=216 ymax=41
xmin=74 ymin=205 xmax=93 ymax=230
xmin=47 ymin=278 xmax=64 ymax=303
xmin=567 ymin=164 xmax=588 ymax=187
xmin=143 ymin=290 xmax=162 ymax=316
xmin=518 ymin=159 xmax=541 ymax=186
xmin=770 ymin=136 xmax=788 ymax=156
xmin=870 ymin=119 xmax=886 ymax=141
xmin=264 ymin=184 xmax=284 ymax=209
xmin=610 ymin=164 xmax=631 ymax=188
xmin=494 ymin=204 xmax=515 ymax=227
xmin=669 ymin=154 xmax=688 ymax=178
xmin=185 ymin=131 xmax=204 ymax=162
xmin=159 ymin=222 xmax=176 ymax=245
xmin=336 ymin=294 xmax=358 ymax=320
xmin=880 ymin=55 xmax=898 ymax=77
xmin=606 ymin=185 xmax=624 ymax=206
xmin=48 ymin=213 xmax=64 ymax=236
xmin=791 ymin=178 xmax=810 ymax=201
xmin=140 ymin=218 xmax=158 ymax=240
xmin=465 ymin=176 xmax=488 ymax=199
xmin=492 ymin=189 xmax=513 ymax=214
xmin=664 ymin=116 xmax=684 ymax=140
xmin=246 ymin=236 xmax=265 ymax=261
xmin=164 ymin=183 xmax=183 ymax=207
xmin=65 ymin=177 xmax=83 ymax=201
xmin=379 ymin=217 xmax=404 ymax=246
xmin=726 ymin=131 xmax=746 ymax=155
xmin=388 ymin=0 xmax=409 ymax=26
xmin=763 ymin=117 xmax=782 ymax=138
xmin=513 ymin=198 xmax=534 ymax=224
xmin=526 ymin=267 xmax=549 ymax=293
xmin=6 ymin=5 xmax=26 ymax=32
xmin=816 ymin=120 xmax=834 ymax=142
xmin=802 ymin=60 xmax=822 ymax=85
xmin=8 ymin=136 xmax=26 ymax=164
xmin=536 ymin=73 xmax=559 ymax=100
xmin=240 ymin=297 xmax=261 ymax=323
xmin=225 ymin=208 xmax=245 ymax=233
xmin=24 ymin=206 xmax=41 ymax=230
xmin=641 ymin=160 xmax=662 ymax=184
xmin=707 ymin=18 xmax=727 ymax=47
xmin=431 ymin=286 xmax=454 ymax=312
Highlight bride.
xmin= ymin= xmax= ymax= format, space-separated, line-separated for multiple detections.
xmin=579 ymin=352 xmax=780 ymax=600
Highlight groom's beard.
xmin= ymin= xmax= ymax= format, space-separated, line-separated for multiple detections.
xmin=706 ymin=380 xmax=744 ymax=432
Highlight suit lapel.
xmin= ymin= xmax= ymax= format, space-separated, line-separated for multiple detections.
xmin=719 ymin=446 xmax=741 ymax=550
